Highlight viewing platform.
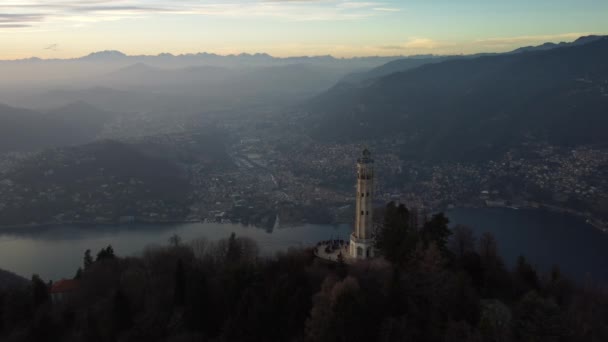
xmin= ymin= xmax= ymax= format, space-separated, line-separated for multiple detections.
xmin=314 ymin=239 xmax=353 ymax=263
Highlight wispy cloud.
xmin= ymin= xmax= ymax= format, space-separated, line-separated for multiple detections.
xmin=474 ymin=33 xmax=590 ymax=47
xmin=379 ymin=33 xmax=591 ymax=55
xmin=379 ymin=37 xmax=442 ymax=52
xmin=0 ymin=0 xmax=397 ymax=29
xmin=44 ymin=43 xmax=59 ymax=50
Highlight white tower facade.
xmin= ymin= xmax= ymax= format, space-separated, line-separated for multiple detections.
xmin=349 ymin=149 xmax=375 ymax=259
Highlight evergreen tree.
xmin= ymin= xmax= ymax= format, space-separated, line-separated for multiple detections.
xmin=226 ymin=232 xmax=242 ymax=263
xmin=374 ymin=202 xmax=417 ymax=265
xmin=96 ymin=245 xmax=116 ymax=262
xmin=421 ymin=212 xmax=452 ymax=257
xmin=84 ymin=249 xmax=94 ymax=269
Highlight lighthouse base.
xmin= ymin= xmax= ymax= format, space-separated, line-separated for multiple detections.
xmin=349 ymin=233 xmax=375 ymax=260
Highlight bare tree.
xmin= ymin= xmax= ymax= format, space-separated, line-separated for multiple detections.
xmin=168 ymin=234 xmax=182 ymax=247
xmin=190 ymin=237 xmax=210 ymax=260
xmin=478 ymin=232 xmax=498 ymax=260
xmin=450 ymin=225 xmax=476 ymax=259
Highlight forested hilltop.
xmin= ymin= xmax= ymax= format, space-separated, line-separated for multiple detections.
xmin=304 ymin=37 xmax=608 ymax=162
xmin=1 ymin=203 xmax=606 ymax=342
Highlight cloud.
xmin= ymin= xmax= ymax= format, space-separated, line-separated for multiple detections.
xmin=379 ymin=38 xmax=441 ymax=51
xmin=372 ymin=7 xmax=400 ymax=12
xmin=377 ymin=33 xmax=591 ymax=55
xmin=44 ymin=43 xmax=59 ymax=50
xmin=403 ymin=38 xmax=439 ymax=49
xmin=0 ymin=13 xmax=45 ymax=23
xmin=0 ymin=0 xmax=398 ymax=29
xmin=0 ymin=23 xmax=32 ymax=28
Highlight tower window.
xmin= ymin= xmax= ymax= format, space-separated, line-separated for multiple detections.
xmin=360 ymin=211 xmax=364 ymax=216
xmin=366 ymin=211 xmax=369 ymax=215
xmin=366 ymin=192 xmax=370 ymax=197
xmin=361 ymin=193 xmax=364 ymax=197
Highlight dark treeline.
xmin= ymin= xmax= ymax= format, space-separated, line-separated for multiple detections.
xmin=1 ymin=203 xmax=607 ymax=341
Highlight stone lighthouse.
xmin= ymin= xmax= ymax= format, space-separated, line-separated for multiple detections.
xmin=349 ymin=148 xmax=375 ymax=259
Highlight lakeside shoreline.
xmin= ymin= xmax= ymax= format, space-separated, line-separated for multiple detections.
xmin=1 ymin=203 xmax=606 ymax=234
xmin=441 ymin=203 xmax=608 ymax=233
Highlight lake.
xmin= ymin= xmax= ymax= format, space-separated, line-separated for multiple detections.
xmin=0 ymin=208 xmax=607 ymax=283
xmin=447 ymin=207 xmax=608 ymax=283
xmin=0 ymin=221 xmax=351 ymax=281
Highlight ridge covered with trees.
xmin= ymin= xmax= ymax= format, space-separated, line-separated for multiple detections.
xmin=0 ymin=203 xmax=607 ymax=341
xmin=304 ymin=37 xmax=608 ymax=161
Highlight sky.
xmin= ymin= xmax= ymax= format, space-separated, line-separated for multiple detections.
xmin=1 ymin=0 xmax=607 ymax=59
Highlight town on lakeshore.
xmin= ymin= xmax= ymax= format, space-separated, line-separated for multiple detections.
xmin=1 ymin=122 xmax=606 ymax=233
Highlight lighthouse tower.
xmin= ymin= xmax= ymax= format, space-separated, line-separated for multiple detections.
xmin=349 ymin=149 xmax=375 ymax=259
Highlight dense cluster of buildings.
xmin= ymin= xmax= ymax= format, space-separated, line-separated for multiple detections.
xmin=0 ymin=125 xmax=606 ymax=231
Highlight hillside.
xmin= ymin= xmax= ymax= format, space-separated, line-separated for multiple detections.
xmin=340 ymin=56 xmax=453 ymax=85
xmin=339 ymin=36 xmax=606 ymax=86
xmin=0 ymin=268 xmax=27 ymax=290
xmin=0 ymin=131 xmax=230 ymax=226
xmin=0 ymin=102 xmax=116 ymax=153
xmin=305 ymin=37 xmax=608 ymax=161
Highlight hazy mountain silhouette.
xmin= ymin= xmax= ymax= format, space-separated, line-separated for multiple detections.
xmin=46 ymin=101 xmax=117 ymax=136
xmin=96 ymin=62 xmax=349 ymax=104
xmin=305 ymin=36 xmax=608 ymax=161
xmin=24 ymin=87 xmax=169 ymax=112
xmin=340 ymin=36 xmax=606 ymax=86
xmin=103 ymin=63 xmax=236 ymax=88
xmin=509 ymin=35 xmax=605 ymax=54
xmin=0 ymin=132 xmax=231 ymax=225
xmin=341 ymin=56 xmax=455 ymax=85
xmin=0 ymin=102 xmax=116 ymax=153
xmin=0 ymin=104 xmax=79 ymax=153
xmin=80 ymin=50 xmax=128 ymax=61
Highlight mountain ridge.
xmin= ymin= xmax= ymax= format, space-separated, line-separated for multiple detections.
xmin=304 ymin=36 xmax=608 ymax=161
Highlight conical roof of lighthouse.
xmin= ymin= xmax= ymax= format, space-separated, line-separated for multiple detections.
xmin=359 ymin=148 xmax=373 ymax=163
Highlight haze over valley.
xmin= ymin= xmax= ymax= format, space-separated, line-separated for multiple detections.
xmin=1 ymin=36 xmax=607 ymax=230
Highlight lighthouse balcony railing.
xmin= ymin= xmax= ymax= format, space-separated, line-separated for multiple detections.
xmin=350 ymin=233 xmax=373 ymax=244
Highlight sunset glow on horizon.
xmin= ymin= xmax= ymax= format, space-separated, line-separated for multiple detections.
xmin=1 ymin=0 xmax=607 ymax=59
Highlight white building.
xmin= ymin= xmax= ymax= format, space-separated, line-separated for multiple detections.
xmin=349 ymin=149 xmax=375 ymax=259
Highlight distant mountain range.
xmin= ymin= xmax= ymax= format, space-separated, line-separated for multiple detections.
xmin=1 ymin=49 xmax=400 ymax=70
xmin=2 ymin=35 xmax=607 ymax=156
xmin=304 ymin=36 xmax=608 ymax=161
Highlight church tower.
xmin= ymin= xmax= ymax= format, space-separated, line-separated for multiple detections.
xmin=349 ymin=149 xmax=375 ymax=259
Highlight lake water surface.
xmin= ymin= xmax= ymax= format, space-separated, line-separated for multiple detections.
xmin=0 ymin=208 xmax=607 ymax=284
xmin=448 ymin=207 xmax=608 ymax=283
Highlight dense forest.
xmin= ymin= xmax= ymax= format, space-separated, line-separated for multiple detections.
xmin=0 ymin=202 xmax=607 ymax=341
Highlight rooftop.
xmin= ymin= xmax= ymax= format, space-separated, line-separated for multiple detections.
xmin=51 ymin=279 xmax=79 ymax=294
